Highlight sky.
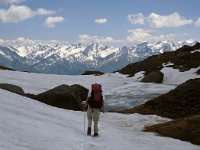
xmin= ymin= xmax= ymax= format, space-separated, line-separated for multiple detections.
xmin=0 ymin=0 xmax=200 ymax=47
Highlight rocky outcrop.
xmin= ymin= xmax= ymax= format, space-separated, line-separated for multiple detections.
xmin=119 ymin=78 xmax=200 ymax=119
xmin=0 ymin=83 xmax=24 ymax=95
xmin=0 ymin=65 xmax=14 ymax=71
xmin=81 ymin=71 xmax=104 ymax=76
xmin=118 ymin=43 xmax=200 ymax=77
xmin=119 ymin=78 xmax=200 ymax=145
xmin=26 ymin=84 xmax=88 ymax=111
xmin=141 ymin=71 xmax=164 ymax=83
xmin=144 ymin=115 xmax=200 ymax=145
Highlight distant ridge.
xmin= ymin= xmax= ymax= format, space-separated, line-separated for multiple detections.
xmin=0 ymin=40 xmax=197 ymax=74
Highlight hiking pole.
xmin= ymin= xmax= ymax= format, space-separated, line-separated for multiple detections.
xmin=82 ymin=101 xmax=87 ymax=134
xmin=84 ymin=109 xmax=86 ymax=133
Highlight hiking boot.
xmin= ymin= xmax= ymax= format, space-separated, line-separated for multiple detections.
xmin=87 ymin=127 xmax=91 ymax=136
xmin=93 ymin=133 xmax=99 ymax=137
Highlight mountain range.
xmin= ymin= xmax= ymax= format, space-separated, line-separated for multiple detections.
xmin=0 ymin=40 xmax=197 ymax=75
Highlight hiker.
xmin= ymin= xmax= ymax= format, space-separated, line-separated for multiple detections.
xmin=85 ymin=83 xmax=104 ymax=137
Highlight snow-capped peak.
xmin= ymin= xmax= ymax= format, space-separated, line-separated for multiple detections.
xmin=0 ymin=40 xmax=198 ymax=74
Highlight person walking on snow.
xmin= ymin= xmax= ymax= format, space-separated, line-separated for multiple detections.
xmin=85 ymin=83 xmax=104 ymax=137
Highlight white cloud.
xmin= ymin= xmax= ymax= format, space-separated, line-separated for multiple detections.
xmin=36 ymin=8 xmax=55 ymax=15
xmin=147 ymin=12 xmax=193 ymax=28
xmin=127 ymin=13 xmax=145 ymax=25
xmin=0 ymin=37 xmax=68 ymax=46
xmin=0 ymin=0 xmax=23 ymax=5
xmin=0 ymin=5 xmax=34 ymax=23
xmin=127 ymin=12 xmax=193 ymax=28
xmin=0 ymin=37 xmax=35 ymax=45
xmin=127 ymin=28 xmax=174 ymax=43
xmin=194 ymin=18 xmax=200 ymax=27
xmin=15 ymin=37 xmax=36 ymax=45
xmin=0 ymin=5 xmax=56 ymax=23
xmin=0 ymin=38 xmax=5 ymax=43
xmin=44 ymin=16 xmax=64 ymax=28
xmin=94 ymin=18 xmax=107 ymax=24
xmin=78 ymin=34 xmax=123 ymax=46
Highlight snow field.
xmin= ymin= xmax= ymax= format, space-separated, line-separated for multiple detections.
xmin=0 ymin=89 xmax=199 ymax=150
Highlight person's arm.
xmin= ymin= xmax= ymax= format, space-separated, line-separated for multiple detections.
xmin=100 ymin=100 xmax=104 ymax=112
xmin=86 ymin=89 xmax=91 ymax=103
xmin=84 ymin=89 xmax=91 ymax=110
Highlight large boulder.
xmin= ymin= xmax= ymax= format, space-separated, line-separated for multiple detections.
xmin=120 ymin=78 xmax=200 ymax=119
xmin=70 ymin=84 xmax=89 ymax=101
xmin=32 ymin=84 xmax=83 ymax=111
xmin=141 ymin=71 xmax=164 ymax=83
xmin=144 ymin=115 xmax=200 ymax=145
xmin=0 ymin=83 xmax=24 ymax=95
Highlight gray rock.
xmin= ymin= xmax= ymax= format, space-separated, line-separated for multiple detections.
xmin=0 ymin=83 xmax=24 ymax=95
xmin=32 ymin=84 xmax=85 ymax=111
xmin=70 ymin=84 xmax=89 ymax=101
xmin=141 ymin=71 xmax=164 ymax=83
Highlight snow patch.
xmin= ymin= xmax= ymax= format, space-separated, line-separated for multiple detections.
xmin=191 ymin=49 xmax=200 ymax=53
xmin=0 ymin=51 xmax=4 ymax=56
xmin=132 ymin=71 xmax=145 ymax=81
xmin=161 ymin=67 xmax=200 ymax=85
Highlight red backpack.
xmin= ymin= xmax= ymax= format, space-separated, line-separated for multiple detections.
xmin=89 ymin=83 xmax=103 ymax=108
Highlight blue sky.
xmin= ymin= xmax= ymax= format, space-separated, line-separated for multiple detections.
xmin=0 ymin=0 xmax=200 ymax=46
